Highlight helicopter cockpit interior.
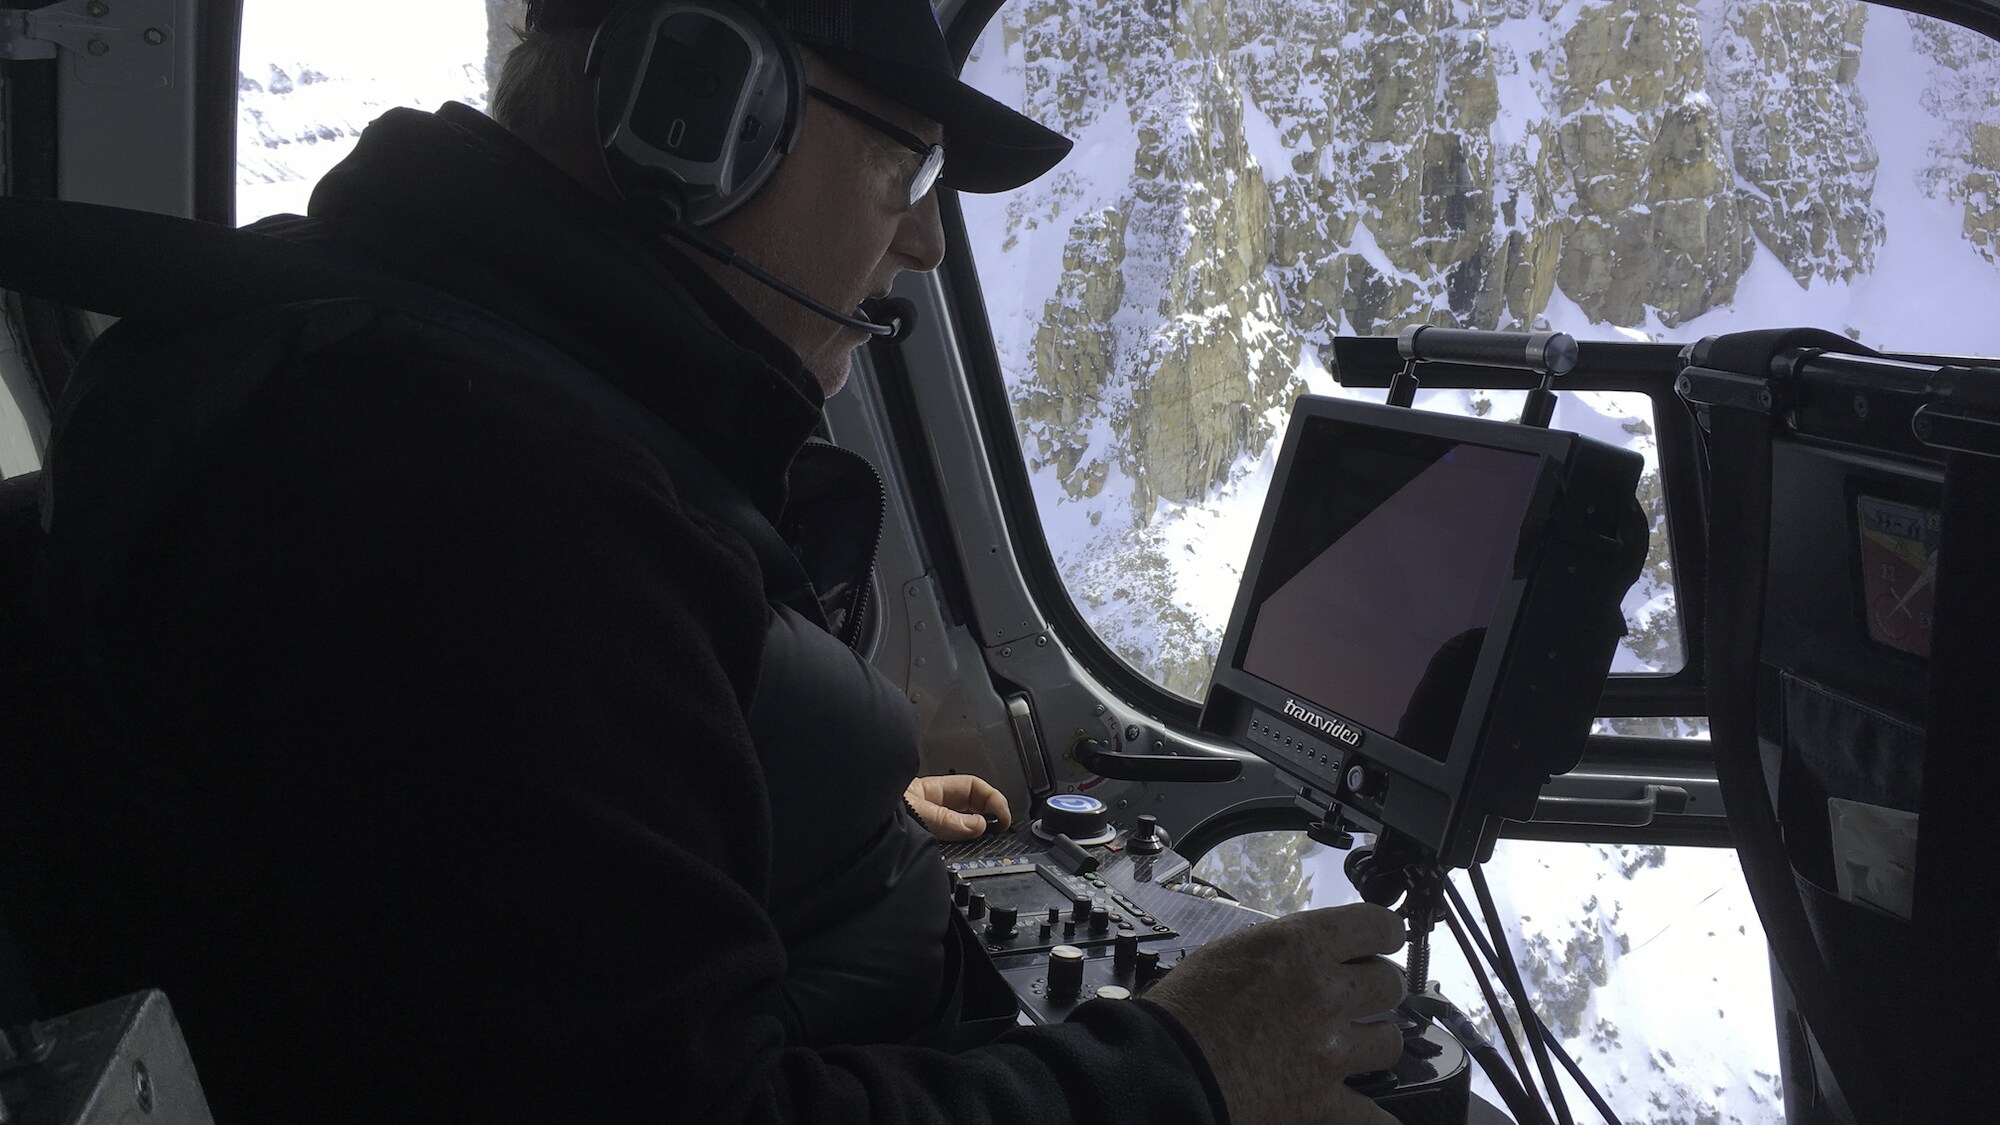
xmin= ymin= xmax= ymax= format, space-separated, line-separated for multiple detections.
xmin=3 ymin=1 xmax=1998 ymax=1123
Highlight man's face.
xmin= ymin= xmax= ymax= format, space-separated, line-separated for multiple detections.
xmin=702 ymin=60 xmax=947 ymax=398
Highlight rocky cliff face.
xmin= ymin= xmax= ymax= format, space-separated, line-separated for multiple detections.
xmin=1011 ymin=0 xmax=1303 ymax=519
xmin=1703 ymin=0 xmax=1880 ymax=286
xmin=1912 ymin=16 xmax=2000 ymax=262
xmin=1553 ymin=0 xmax=1746 ymax=325
xmin=985 ymin=0 xmax=1905 ymax=519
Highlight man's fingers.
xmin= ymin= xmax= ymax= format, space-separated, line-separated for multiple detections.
xmin=917 ymin=775 xmax=1012 ymax=827
xmin=1342 ymin=956 xmax=1408 ymax=1017
xmin=938 ymin=817 xmax=984 ymax=841
xmin=1295 ymin=902 xmax=1407 ymax=962
xmin=978 ymin=784 xmax=1012 ymax=827
xmin=919 ymin=805 xmax=983 ymax=842
xmin=1321 ymin=1082 xmax=1403 ymax=1125
xmin=1343 ymin=1016 xmax=1405 ymax=1075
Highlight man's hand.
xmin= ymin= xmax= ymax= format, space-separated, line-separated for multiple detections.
xmin=904 ymin=775 xmax=1012 ymax=842
xmin=1144 ymin=903 xmax=1409 ymax=1125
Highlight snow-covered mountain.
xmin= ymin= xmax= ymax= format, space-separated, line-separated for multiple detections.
xmin=963 ymin=0 xmax=2000 ymax=702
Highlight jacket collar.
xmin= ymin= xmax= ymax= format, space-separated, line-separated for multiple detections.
xmin=296 ymin=103 xmax=823 ymax=520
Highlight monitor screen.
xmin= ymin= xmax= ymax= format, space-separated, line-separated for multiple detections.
xmin=1237 ymin=417 xmax=1545 ymax=761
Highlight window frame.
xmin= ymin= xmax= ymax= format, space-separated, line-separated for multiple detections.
xmin=935 ymin=193 xmax=1209 ymax=729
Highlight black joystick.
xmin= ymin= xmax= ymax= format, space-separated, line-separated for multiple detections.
xmin=1033 ymin=794 xmax=1115 ymax=845
xmin=1128 ymin=814 xmax=1167 ymax=855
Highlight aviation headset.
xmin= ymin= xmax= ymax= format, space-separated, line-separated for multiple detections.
xmin=575 ymin=0 xmax=912 ymax=338
xmin=584 ymin=0 xmax=807 ymax=227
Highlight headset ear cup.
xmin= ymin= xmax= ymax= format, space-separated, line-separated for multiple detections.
xmin=590 ymin=1 xmax=805 ymax=225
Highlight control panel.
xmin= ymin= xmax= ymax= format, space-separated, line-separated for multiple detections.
xmin=946 ymin=796 xmax=1472 ymax=1124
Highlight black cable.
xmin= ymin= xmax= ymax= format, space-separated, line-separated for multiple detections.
xmin=1425 ymin=983 xmax=1557 ymax=1125
xmin=1449 ymin=883 xmax=1625 ymax=1125
xmin=1469 ymin=867 xmax=1576 ymax=1125
xmin=1441 ymin=900 xmax=1538 ymax=1109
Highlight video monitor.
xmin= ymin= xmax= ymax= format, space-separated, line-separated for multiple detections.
xmin=1200 ymin=397 xmax=1647 ymax=868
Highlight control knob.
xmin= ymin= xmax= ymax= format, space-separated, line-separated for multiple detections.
xmin=1070 ymin=894 xmax=1092 ymax=923
xmin=1345 ymin=764 xmax=1386 ymax=801
xmin=1089 ymin=905 xmax=1111 ymax=934
xmin=988 ymin=904 xmax=1018 ymax=938
xmin=1048 ymin=945 xmax=1086 ymax=1003
xmin=1134 ymin=949 xmax=1162 ymax=988
xmin=1113 ymin=927 xmax=1139 ymax=969
xmin=967 ymin=891 xmax=987 ymax=922
xmin=1033 ymin=794 xmax=1115 ymax=846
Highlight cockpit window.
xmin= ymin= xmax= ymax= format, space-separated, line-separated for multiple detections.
xmin=1195 ymin=832 xmax=1777 ymax=1120
xmin=237 ymin=1 xmax=509 ymax=225
xmin=0 ymin=316 xmax=42 ymax=477
xmin=959 ymin=0 xmax=2000 ymax=702
xmin=0 ymin=365 xmax=39 ymax=479
xmin=0 ymin=412 xmax=39 ymax=479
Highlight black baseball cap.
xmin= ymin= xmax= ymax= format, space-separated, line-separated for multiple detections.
xmin=526 ymin=0 xmax=1073 ymax=192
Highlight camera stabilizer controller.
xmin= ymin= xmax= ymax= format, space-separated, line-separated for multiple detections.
xmin=959 ymin=325 xmax=1651 ymax=1123
xmin=1189 ymin=325 xmax=1647 ymax=1125
xmin=944 ymin=796 xmax=1475 ymax=1124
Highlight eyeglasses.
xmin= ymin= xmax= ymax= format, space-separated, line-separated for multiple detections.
xmin=807 ymin=87 xmax=946 ymax=208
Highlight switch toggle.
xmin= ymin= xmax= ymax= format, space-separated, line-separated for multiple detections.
xmin=1128 ymin=814 xmax=1167 ymax=856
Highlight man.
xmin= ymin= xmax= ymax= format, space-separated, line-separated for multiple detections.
xmin=27 ymin=1 xmax=1407 ymax=1122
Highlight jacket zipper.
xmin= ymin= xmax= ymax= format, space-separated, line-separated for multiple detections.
xmin=808 ymin=441 xmax=888 ymax=653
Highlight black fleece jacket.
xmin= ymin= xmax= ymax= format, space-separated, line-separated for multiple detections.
xmin=26 ymin=104 xmax=1229 ymax=1124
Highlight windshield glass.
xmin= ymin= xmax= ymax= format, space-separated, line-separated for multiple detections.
xmin=960 ymin=0 xmax=2000 ymax=700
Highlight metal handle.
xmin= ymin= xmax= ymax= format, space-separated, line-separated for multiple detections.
xmin=1071 ymin=739 xmax=1241 ymax=783
xmin=1398 ymin=326 xmax=1579 ymax=376
xmin=1530 ymin=784 xmax=1690 ymax=827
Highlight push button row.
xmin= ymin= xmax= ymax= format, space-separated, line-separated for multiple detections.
xmin=1247 ymin=718 xmax=1335 ymax=767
